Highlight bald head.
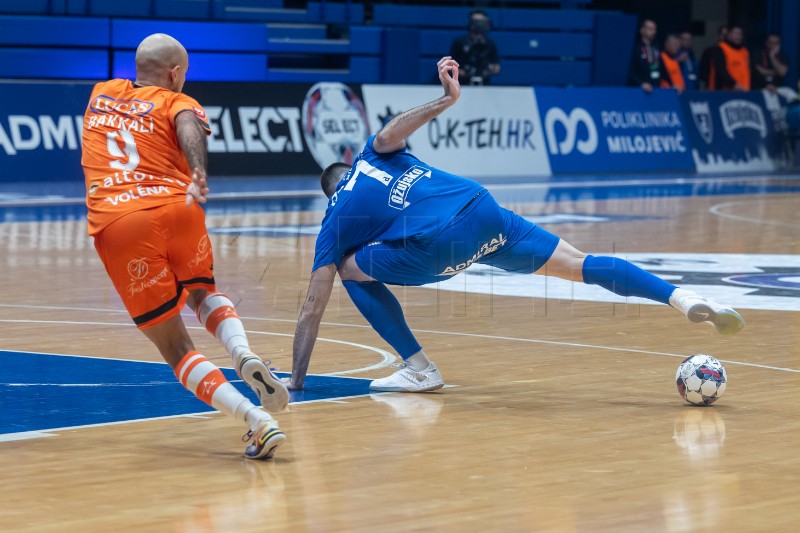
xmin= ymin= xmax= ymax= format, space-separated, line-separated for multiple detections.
xmin=134 ymin=33 xmax=188 ymax=93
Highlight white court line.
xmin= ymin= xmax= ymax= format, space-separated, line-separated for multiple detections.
xmin=710 ymin=199 xmax=800 ymax=228
xmin=0 ymin=319 xmax=396 ymax=375
xmin=0 ymin=309 xmax=797 ymax=374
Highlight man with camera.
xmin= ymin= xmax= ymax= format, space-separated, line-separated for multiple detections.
xmin=450 ymin=10 xmax=501 ymax=85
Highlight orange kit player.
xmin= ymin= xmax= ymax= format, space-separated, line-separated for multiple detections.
xmin=81 ymin=33 xmax=288 ymax=460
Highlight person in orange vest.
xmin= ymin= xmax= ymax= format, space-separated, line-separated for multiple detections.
xmin=660 ymin=34 xmax=686 ymax=92
xmin=707 ymin=25 xmax=750 ymax=91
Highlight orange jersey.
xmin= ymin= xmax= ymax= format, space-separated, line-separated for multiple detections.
xmin=81 ymin=79 xmax=211 ymax=235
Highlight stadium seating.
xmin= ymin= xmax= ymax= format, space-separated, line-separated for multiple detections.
xmin=0 ymin=1 xmax=633 ymax=86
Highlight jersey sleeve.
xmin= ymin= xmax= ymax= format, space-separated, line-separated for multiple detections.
xmin=311 ymin=223 xmax=339 ymax=272
xmin=169 ymin=93 xmax=211 ymax=135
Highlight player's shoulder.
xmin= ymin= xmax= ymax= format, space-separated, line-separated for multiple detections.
xmin=92 ymin=78 xmax=131 ymax=96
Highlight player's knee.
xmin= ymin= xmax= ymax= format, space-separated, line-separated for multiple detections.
xmin=338 ymin=254 xmax=373 ymax=282
xmin=186 ymin=288 xmax=209 ymax=311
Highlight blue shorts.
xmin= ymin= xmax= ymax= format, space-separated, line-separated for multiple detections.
xmin=354 ymin=191 xmax=560 ymax=286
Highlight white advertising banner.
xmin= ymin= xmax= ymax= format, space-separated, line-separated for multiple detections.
xmin=361 ymin=85 xmax=551 ymax=178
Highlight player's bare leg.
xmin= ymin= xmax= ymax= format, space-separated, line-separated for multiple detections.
xmin=187 ymin=289 xmax=288 ymax=413
xmin=535 ymin=239 xmax=744 ymax=335
xmin=338 ymin=253 xmax=444 ymax=392
xmin=142 ymin=314 xmax=285 ymax=459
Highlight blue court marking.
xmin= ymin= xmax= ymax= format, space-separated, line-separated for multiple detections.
xmin=0 ymin=350 xmax=372 ymax=436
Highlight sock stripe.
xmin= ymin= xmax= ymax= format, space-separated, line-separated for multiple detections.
xmin=205 ymin=306 xmax=239 ymax=336
xmin=196 ymin=368 xmax=227 ymax=405
xmin=174 ymin=350 xmax=202 ymax=382
xmin=178 ymin=354 xmax=208 ymax=387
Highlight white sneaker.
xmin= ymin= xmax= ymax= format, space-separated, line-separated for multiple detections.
xmin=242 ymin=418 xmax=285 ymax=460
xmin=369 ymin=362 xmax=444 ymax=392
xmin=669 ymin=289 xmax=745 ymax=335
xmin=237 ymin=352 xmax=289 ymax=413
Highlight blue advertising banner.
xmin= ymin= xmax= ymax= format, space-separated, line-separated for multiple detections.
xmin=533 ymin=87 xmax=695 ymax=174
xmin=680 ymin=90 xmax=792 ymax=173
xmin=0 ymin=82 xmax=93 ymax=183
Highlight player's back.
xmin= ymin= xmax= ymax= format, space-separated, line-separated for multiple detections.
xmin=81 ymin=79 xmax=210 ymax=235
xmin=312 ymin=136 xmax=485 ymax=270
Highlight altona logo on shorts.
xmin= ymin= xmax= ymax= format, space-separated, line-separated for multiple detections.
xmin=127 ymin=258 xmax=149 ymax=280
xmin=437 ymin=233 xmax=507 ymax=276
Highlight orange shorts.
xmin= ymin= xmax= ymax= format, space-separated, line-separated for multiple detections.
xmin=93 ymin=201 xmax=217 ymax=329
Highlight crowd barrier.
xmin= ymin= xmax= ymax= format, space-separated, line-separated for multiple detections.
xmin=0 ymin=81 xmax=793 ymax=183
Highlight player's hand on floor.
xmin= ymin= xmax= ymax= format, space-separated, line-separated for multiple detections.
xmin=186 ymin=167 xmax=209 ymax=206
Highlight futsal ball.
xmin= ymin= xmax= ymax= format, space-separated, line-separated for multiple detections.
xmin=675 ymin=354 xmax=727 ymax=406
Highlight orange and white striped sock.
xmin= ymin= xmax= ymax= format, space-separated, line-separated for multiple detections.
xmin=196 ymin=292 xmax=250 ymax=366
xmin=174 ymin=351 xmax=269 ymax=428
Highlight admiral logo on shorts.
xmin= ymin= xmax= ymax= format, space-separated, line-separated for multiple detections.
xmin=127 ymin=258 xmax=149 ymax=280
xmin=438 ymin=233 xmax=507 ymax=276
xmin=389 ymin=166 xmax=432 ymax=210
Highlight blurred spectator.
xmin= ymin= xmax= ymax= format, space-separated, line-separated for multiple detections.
xmin=660 ymin=34 xmax=685 ymax=92
xmin=699 ymin=25 xmax=727 ymax=88
xmin=450 ymin=10 xmax=500 ymax=86
xmin=677 ymin=32 xmax=699 ymax=90
xmin=706 ymin=25 xmax=750 ymax=91
xmin=751 ymin=33 xmax=788 ymax=93
xmin=628 ymin=19 xmax=660 ymax=93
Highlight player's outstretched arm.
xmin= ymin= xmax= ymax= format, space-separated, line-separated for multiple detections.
xmin=287 ymin=264 xmax=336 ymax=389
xmin=176 ymin=111 xmax=210 ymax=205
xmin=373 ymin=56 xmax=461 ymax=154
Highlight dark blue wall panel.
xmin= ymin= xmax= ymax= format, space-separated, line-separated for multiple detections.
xmin=113 ymin=50 xmax=267 ymax=81
xmin=0 ymin=0 xmax=48 ymax=14
xmin=592 ymin=11 xmax=637 ymax=86
xmin=112 ymin=18 xmax=267 ymax=51
xmin=89 ymin=0 xmax=151 ymax=17
xmin=0 ymin=48 xmax=108 ymax=79
xmin=0 ymin=15 xmax=110 ymax=47
xmin=154 ymin=0 xmax=211 ymax=20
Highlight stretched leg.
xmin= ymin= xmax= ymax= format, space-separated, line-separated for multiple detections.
xmin=339 ymin=253 xmax=443 ymax=392
xmin=188 ymin=289 xmax=288 ymax=413
xmin=536 ymin=240 xmax=744 ymax=334
xmin=141 ymin=315 xmax=284 ymax=459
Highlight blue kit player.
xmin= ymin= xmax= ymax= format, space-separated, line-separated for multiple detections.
xmin=284 ymin=57 xmax=745 ymax=393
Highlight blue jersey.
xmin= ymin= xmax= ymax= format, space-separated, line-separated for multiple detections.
xmin=312 ymin=135 xmax=486 ymax=271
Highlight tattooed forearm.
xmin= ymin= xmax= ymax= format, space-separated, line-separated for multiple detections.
xmin=175 ymin=111 xmax=208 ymax=172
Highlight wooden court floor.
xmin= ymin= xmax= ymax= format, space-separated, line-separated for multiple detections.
xmin=1 ymin=187 xmax=798 ymax=532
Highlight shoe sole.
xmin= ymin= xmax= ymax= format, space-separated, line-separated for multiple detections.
xmin=369 ymin=381 xmax=445 ymax=393
xmin=687 ymin=303 xmax=745 ymax=335
xmin=245 ymin=429 xmax=286 ymax=460
xmin=240 ymin=357 xmax=289 ymax=413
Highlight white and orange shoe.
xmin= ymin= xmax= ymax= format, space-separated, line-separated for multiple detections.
xmin=237 ymin=352 xmax=289 ymax=413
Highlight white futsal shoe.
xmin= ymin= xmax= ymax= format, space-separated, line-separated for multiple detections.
xmin=369 ymin=362 xmax=445 ymax=392
xmin=237 ymin=352 xmax=289 ymax=413
xmin=242 ymin=418 xmax=285 ymax=460
xmin=669 ymin=289 xmax=745 ymax=335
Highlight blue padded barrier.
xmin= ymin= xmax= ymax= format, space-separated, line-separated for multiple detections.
xmin=349 ymin=26 xmax=381 ymax=54
xmin=64 ymin=0 xmax=89 ymax=15
xmin=266 ymin=56 xmax=380 ymax=83
xmin=421 ymin=30 xmax=592 ymax=59
xmin=493 ymin=58 xmax=592 ymax=86
xmin=0 ymin=15 xmax=110 ymax=47
xmin=266 ymin=38 xmax=348 ymax=54
xmin=0 ymin=48 xmax=108 ymax=79
xmin=495 ymin=9 xmax=594 ymax=31
xmin=214 ymin=0 xmax=314 ymax=22
xmin=267 ymin=23 xmax=327 ymax=40
xmin=311 ymin=1 xmax=364 ymax=24
xmin=0 ymin=0 xmax=48 ymax=14
xmin=113 ymin=50 xmax=267 ymax=81
xmin=374 ymin=4 xmax=594 ymax=31
xmin=154 ymin=0 xmax=212 ymax=20
xmin=89 ymin=0 xmax=151 ymax=18
xmin=111 ymin=18 xmax=267 ymax=51
xmin=372 ymin=5 xmax=498 ymax=28
xmin=418 ymin=57 xmax=592 ymax=86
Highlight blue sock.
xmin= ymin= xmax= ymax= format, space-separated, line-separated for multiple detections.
xmin=342 ymin=280 xmax=422 ymax=359
xmin=581 ymin=255 xmax=675 ymax=305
